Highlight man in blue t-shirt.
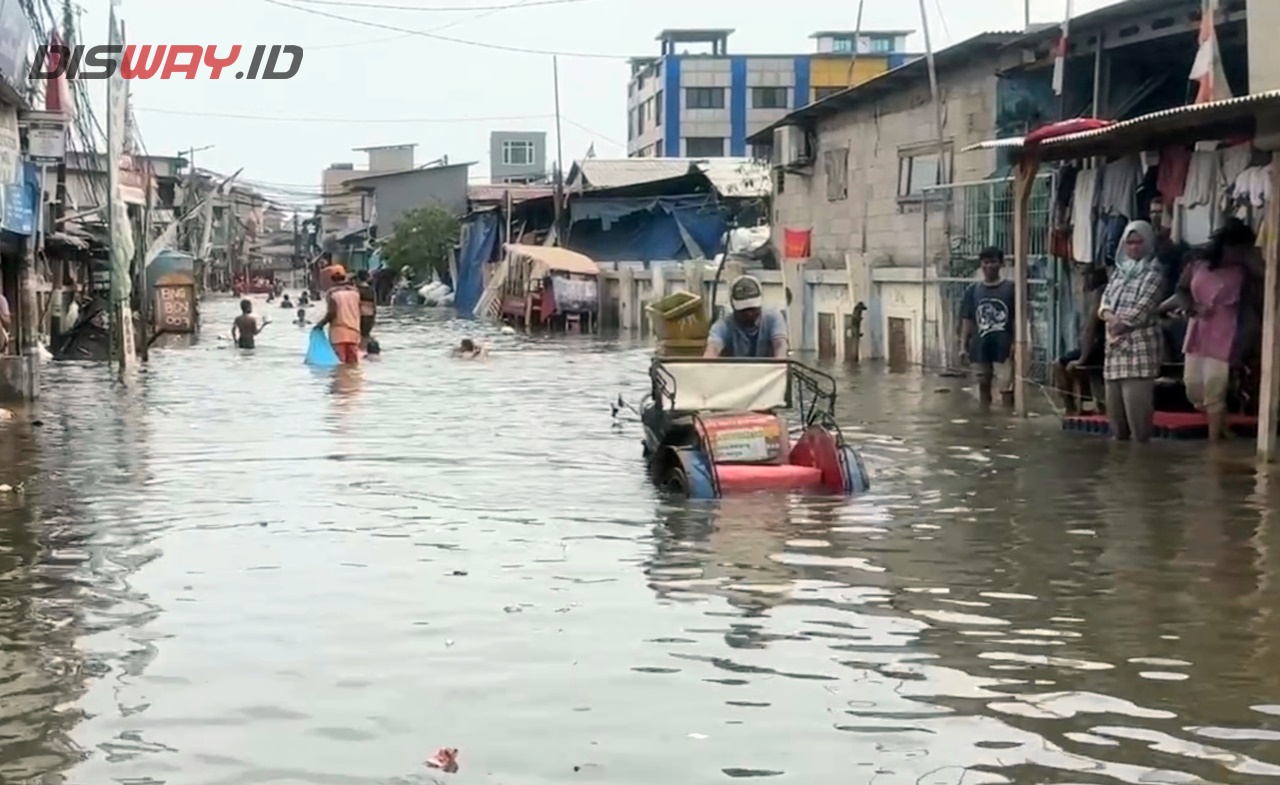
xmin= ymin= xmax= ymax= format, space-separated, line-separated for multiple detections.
xmin=704 ymin=275 xmax=789 ymax=359
xmin=959 ymin=246 xmax=1017 ymax=409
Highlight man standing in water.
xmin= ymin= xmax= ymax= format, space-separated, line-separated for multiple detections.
xmin=231 ymin=299 xmax=268 ymax=349
xmin=315 ymin=268 xmax=363 ymax=365
xmin=703 ymin=275 xmax=788 ymax=358
xmin=959 ymin=247 xmax=1017 ymax=409
xmin=355 ymin=270 xmax=377 ymax=348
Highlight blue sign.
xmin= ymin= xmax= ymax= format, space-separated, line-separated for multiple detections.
xmin=0 ymin=0 xmax=33 ymax=92
xmin=0 ymin=161 xmax=36 ymax=235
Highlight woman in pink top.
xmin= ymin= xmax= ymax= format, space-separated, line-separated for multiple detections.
xmin=1161 ymin=219 xmax=1258 ymax=441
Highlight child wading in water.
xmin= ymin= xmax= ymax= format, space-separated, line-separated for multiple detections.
xmin=232 ymin=299 xmax=269 ymax=348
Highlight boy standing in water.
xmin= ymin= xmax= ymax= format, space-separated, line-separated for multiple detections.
xmin=959 ymin=247 xmax=1017 ymax=409
xmin=232 ymin=299 xmax=268 ymax=349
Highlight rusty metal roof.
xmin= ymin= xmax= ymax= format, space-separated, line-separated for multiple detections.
xmin=468 ymin=184 xmax=556 ymax=204
xmin=962 ymin=90 xmax=1280 ymax=161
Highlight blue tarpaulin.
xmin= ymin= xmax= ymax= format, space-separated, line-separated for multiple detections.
xmin=568 ymin=196 xmax=726 ymax=263
xmin=454 ymin=211 xmax=499 ymax=316
xmin=305 ymin=328 xmax=340 ymax=367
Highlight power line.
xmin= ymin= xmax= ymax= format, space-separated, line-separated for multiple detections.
xmin=263 ymin=0 xmax=624 ymax=59
xmin=281 ymin=0 xmax=591 ymax=10
xmin=135 ymin=106 xmax=557 ymax=123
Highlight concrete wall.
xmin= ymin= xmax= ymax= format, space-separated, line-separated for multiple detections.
xmin=321 ymin=166 xmax=364 ymax=237
xmin=366 ymin=164 xmax=471 ymax=232
xmin=490 ymin=131 xmax=547 ymax=182
xmin=365 ymin=146 xmax=414 ymax=173
xmin=771 ymin=57 xmax=999 ymax=274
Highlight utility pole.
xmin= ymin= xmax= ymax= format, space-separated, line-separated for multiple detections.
xmin=552 ymin=55 xmax=565 ymax=242
xmin=845 ymin=0 xmax=866 ymax=86
xmin=52 ymin=0 xmax=73 ymax=336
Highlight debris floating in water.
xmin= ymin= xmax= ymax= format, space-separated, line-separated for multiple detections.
xmin=426 ymin=747 xmax=459 ymax=773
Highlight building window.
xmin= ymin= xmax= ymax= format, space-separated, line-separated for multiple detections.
xmin=813 ymin=86 xmax=844 ymax=102
xmin=685 ymin=87 xmax=725 ymax=109
xmin=654 ymin=90 xmax=662 ymax=126
xmin=832 ymin=37 xmax=853 ymax=53
xmin=503 ymin=140 xmax=536 ymax=166
xmin=752 ymin=87 xmax=788 ymax=109
xmin=655 ymin=139 xmax=664 ymax=157
xmin=685 ymin=137 xmax=725 ymax=157
xmin=897 ymin=146 xmax=953 ymax=199
xmin=823 ymin=148 xmax=849 ymax=201
xmin=870 ymin=36 xmax=891 ymax=53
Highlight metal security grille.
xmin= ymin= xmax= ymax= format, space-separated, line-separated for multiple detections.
xmin=921 ymin=174 xmax=1064 ymax=383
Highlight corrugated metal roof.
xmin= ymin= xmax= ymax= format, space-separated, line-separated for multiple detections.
xmin=961 ymin=90 xmax=1280 ymax=160
xmin=568 ymin=157 xmax=769 ymax=197
xmin=468 ymin=184 xmax=556 ymax=203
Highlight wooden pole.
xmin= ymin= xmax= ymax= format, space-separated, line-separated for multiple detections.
xmin=844 ymin=0 xmax=866 ymax=86
xmin=1256 ymin=162 xmax=1280 ymax=461
xmin=1012 ymin=158 xmax=1034 ymax=417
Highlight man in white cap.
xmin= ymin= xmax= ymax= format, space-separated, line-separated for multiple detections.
xmin=704 ymin=275 xmax=788 ymax=358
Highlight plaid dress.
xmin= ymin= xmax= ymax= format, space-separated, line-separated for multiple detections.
xmin=1101 ymin=263 xmax=1165 ymax=381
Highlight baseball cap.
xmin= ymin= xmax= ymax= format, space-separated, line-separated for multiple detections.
xmin=729 ymin=275 xmax=764 ymax=311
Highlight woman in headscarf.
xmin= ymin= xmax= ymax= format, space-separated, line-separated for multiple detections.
xmin=1098 ymin=220 xmax=1166 ymax=443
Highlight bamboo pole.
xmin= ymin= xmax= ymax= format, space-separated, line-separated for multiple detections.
xmin=1011 ymin=158 xmax=1034 ymax=417
xmin=1256 ymin=162 xmax=1280 ymax=461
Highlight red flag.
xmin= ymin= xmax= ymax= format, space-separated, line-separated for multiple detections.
xmin=45 ymin=28 xmax=71 ymax=115
xmin=783 ymin=228 xmax=811 ymax=260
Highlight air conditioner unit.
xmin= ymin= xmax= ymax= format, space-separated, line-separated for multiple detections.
xmin=773 ymin=125 xmax=808 ymax=167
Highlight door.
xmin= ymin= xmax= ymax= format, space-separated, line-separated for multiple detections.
xmin=818 ymin=312 xmax=835 ymax=360
xmin=887 ymin=317 xmax=909 ymax=371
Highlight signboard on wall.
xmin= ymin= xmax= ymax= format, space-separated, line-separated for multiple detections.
xmin=0 ymin=106 xmax=33 ymax=235
xmin=24 ymin=111 xmax=67 ymax=162
xmin=155 ymin=284 xmax=196 ymax=333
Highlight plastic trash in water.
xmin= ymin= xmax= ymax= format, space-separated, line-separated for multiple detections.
xmin=304 ymin=328 xmax=340 ymax=367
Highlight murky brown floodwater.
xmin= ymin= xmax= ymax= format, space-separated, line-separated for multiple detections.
xmin=2 ymin=295 xmax=1280 ymax=785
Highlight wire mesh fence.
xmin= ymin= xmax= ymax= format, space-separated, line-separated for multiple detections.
xmin=921 ymin=174 xmax=1066 ymax=383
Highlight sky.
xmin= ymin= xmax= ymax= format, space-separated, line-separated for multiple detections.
xmin=65 ymin=0 xmax=1127 ymax=210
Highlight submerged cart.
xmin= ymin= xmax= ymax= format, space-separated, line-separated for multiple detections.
xmin=640 ymin=357 xmax=870 ymax=499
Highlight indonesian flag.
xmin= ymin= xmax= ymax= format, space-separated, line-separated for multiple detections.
xmin=1051 ymin=0 xmax=1073 ymax=97
xmin=1190 ymin=0 xmax=1232 ymax=104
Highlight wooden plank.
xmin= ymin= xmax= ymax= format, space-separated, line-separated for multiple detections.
xmin=1257 ymin=162 xmax=1280 ymax=461
xmin=1011 ymin=159 xmax=1034 ymax=417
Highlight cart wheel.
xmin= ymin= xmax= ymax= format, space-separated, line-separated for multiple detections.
xmin=661 ymin=463 xmax=690 ymax=496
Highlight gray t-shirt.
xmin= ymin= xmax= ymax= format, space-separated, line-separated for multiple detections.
xmin=708 ymin=309 xmax=786 ymax=358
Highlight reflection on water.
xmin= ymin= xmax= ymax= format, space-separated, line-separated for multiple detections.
xmin=0 ymin=295 xmax=1278 ymax=784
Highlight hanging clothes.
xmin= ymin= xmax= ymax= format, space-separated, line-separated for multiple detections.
xmin=1099 ymin=156 xmax=1143 ymax=217
xmin=1156 ymin=146 xmax=1191 ymax=201
xmin=1219 ymin=144 xmax=1253 ymax=185
xmin=1072 ymin=167 xmax=1101 ymax=263
xmin=1183 ymin=151 xmax=1220 ymax=207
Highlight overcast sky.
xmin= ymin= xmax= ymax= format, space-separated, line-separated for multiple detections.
xmin=67 ymin=0 xmax=1125 ymax=208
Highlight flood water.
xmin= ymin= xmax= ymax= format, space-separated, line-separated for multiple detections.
xmin=3 ymin=296 xmax=1280 ymax=785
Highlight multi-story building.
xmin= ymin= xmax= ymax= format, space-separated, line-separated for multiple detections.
xmin=626 ymin=28 xmax=916 ymax=159
xmin=321 ymin=144 xmax=417 ymax=239
xmin=489 ymin=131 xmax=548 ymax=184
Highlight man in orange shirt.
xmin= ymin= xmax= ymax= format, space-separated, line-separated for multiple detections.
xmin=315 ymin=268 xmax=363 ymax=364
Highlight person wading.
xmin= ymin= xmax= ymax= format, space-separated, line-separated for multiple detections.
xmin=1099 ymin=220 xmax=1165 ymax=443
xmin=315 ymin=268 xmax=363 ymax=365
xmin=703 ymin=275 xmax=788 ymax=359
xmin=1160 ymin=218 xmax=1259 ymax=441
xmin=1053 ymin=263 xmax=1109 ymax=415
xmin=232 ymin=298 xmax=268 ymax=349
xmin=356 ymin=269 xmax=377 ymax=348
xmin=959 ymin=247 xmax=1017 ymax=409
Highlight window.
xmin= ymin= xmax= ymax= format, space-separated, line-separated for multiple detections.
xmin=813 ymin=86 xmax=844 ymax=102
xmin=897 ymin=146 xmax=953 ymax=199
xmin=502 ymin=140 xmax=536 ymax=166
xmin=750 ymin=142 xmax=772 ymax=162
xmin=654 ymin=91 xmax=662 ymax=126
xmin=832 ymin=37 xmax=853 ymax=53
xmin=823 ymin=148 xmax=848 ymax=201
xmin=870 ymin=36 xmax=892 ymax=53
xmin=685 ymin=137 xmax=724 ymax=157
xmin=752 ymin=87 xmax=788 ymax=109
xmin=685 ymin=87 xmax=725 ymax=109
xmin=654 ymin=139 xmax=664 ymax=157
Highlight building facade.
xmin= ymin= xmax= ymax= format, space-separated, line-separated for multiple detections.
xmin=626 ymin=28 xmax=917 ymax=159
xmin=321 ymin=144 xmax=418 ymax=240
xmin=343 ymin=161 xmax=473 ymax=235
xmin=489 ymin=131 xmax=547 ymax=184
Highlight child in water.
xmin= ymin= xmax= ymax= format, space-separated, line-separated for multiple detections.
xmin=232 ymin=299 xmax=268 ymax=349
xmin=294 ymin=307 xmax=308 ymax=326
xmin=452 ymin=338 xmax=486 ymax=359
